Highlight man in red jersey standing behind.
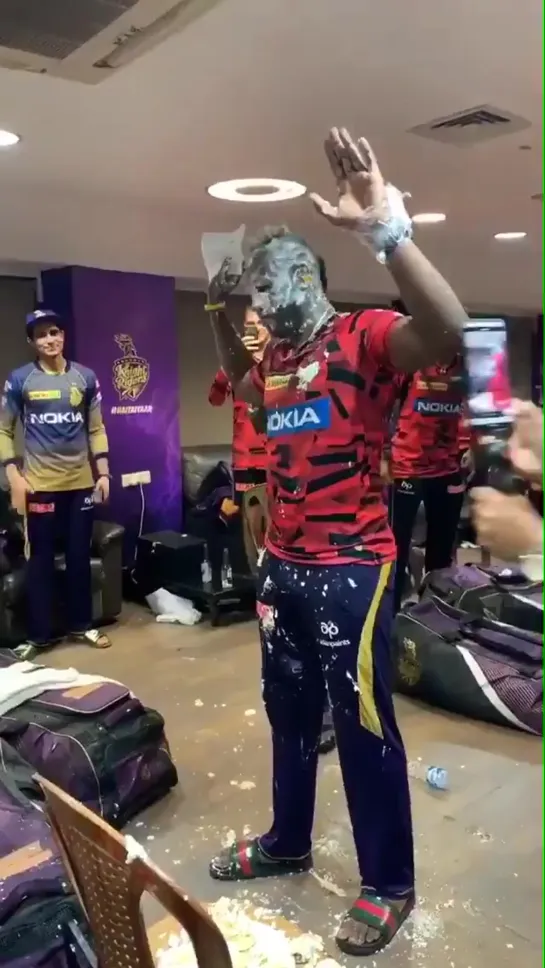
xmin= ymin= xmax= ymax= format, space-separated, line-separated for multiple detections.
xmin=389 ymin=359 xmax=467 ymax=612
xmin=208 ymin=306 xmax=269 ymax=501
xmin=205 ymin=128 xmax=467 ymax=957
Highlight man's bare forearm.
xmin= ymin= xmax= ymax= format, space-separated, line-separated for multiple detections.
xmin=387 ymin=240 xmax=467 ymax=368
xmin=210 ymin=310 xmax=254 ymax=387
xmin=96 ymin=456 xmax=109 ymax=478
xmin=5 ymin=463 xmax=23 ymax=487
xmin=209 ymin=310 xmax=263 ymax=404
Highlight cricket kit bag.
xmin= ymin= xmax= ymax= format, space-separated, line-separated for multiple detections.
xmin=420 ymin=563 xmax=543 ymax=634
xmin=0 ymin=653 xmax=178 ymax=826
xmin=394 ymin=595 xmax=542 ymax=735
xmin=0 ymin=773 xmax=88 ymax=968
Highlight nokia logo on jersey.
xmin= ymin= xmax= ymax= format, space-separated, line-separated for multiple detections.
xmin=29 ymin=412 xmax=84 ymax=426
xmin=414 ymin=399 xmax=462 ymax=416
xmin=266 ymin=398 xmax=331 ymax=437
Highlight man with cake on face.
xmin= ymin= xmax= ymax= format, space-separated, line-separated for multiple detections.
xmin=204 ymin=128 xmax=467 ymax=958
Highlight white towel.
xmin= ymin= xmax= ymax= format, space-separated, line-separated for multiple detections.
xmin=0 ymin=661 xmax=126 ymax=716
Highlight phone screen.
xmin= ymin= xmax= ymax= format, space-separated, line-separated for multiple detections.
xmin=245 ymin=324 xmax=259 ymax=339
xmin=462 ymin=319 xmax=513 ymax=429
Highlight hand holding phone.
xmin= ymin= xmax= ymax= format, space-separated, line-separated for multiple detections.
xmin=462 ymin=319 xmax=513 ymax=429
xmin=462 ymin=320 xmax=524 ymax=495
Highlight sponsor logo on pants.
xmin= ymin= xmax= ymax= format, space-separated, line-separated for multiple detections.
xmin=318 ymin=620 xmax=350 ymax=648
xmin=28 ymin=502 xmax=55 ymax=513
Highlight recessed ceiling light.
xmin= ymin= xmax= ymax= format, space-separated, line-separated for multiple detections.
xmin=412 ymin=212 xmax=446 ymax=224
xmin=494 ymin=231 xmax=527 ymax=240
xmin=0 ymin=129 xmax=20 ymax=148
xmin=207 ymin=178 xmax=306 ymax=203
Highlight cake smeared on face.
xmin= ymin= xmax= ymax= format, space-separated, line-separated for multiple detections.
xmin=246 ymin=227 xmax=332 ymax=343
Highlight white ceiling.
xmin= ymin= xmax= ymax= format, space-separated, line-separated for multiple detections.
xmin=0 ymin=0 xmax=541 ymax=311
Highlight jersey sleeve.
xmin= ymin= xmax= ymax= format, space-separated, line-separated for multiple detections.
xmin=248 ymin=340 xmax=272 ymax=398
xmin=0 ymin=371 xmax=23 ymax=466
xmin=86 ymin=372 xmax=109 ymax=459
xmin=359 ymin=309 xmax=402 ymax=370
xmin=248 ymin=362 xmax=265 ymax=396
xmin=208 ymin=369 xmax=231 ymax=406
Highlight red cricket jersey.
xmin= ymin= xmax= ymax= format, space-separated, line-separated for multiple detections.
xmin=250 ymin=310 xmax=401 ymax=565
xmin=457 ymin=414 xmax=471 ymax=452
xmin=391 ymin=359 xmax=465 ymax=478
xmin=488 ymin=350 xmax=511 ymax=410
xmin=208 ymin=369 xmax=267 ymax=472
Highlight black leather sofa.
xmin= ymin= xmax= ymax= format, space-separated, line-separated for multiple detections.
xmin=182 ymin=444 xmax=251 ymax=579
xmin=0 ymin=487 xmax=124 ymax=646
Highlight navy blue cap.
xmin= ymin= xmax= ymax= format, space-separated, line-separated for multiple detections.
xmin=26 ymin=309 xmax=62 ymax=336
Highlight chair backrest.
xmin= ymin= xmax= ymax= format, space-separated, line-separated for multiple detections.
xmin=242 ymin=484 xmax=268 ymax=577
xmin=37 ymin=775 xmax=233 ymax=968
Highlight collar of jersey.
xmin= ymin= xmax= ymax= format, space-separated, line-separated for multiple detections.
xmin=34 ymin=359 xmax=71 ymax=375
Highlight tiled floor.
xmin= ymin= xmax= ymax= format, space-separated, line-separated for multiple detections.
xmin=51 ymin=605 xmax=542 ymax=967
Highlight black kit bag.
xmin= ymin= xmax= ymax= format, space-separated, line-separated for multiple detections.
xmin=0 ymin=653 xmax=178 ymax=827
xmin=420 ymin=563 xmax=543 ymax=634
xmin=0 ymin=773 xmax=90 ymax=968
xmin=394 ymin=595 xmax=542 ymax=735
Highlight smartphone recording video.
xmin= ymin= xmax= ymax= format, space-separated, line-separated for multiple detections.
xmin=244 ymin=324 xmax=259 ymax=340
xmin=462 ymin=319 xmax=513 ymax=429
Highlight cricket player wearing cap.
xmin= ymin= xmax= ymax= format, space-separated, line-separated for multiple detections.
xmin=0 ymin=309 xmax=112 ymax=657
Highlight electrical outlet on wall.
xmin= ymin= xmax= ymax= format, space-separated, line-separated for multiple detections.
xmin=121 ymin=471 xmax=152 ymax=487
xmin=134 ymin=470 xmax=151 ymax=485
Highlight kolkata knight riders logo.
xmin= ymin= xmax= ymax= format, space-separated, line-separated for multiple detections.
xmin=112 ymin=334 xmax=150 ymax=401
xmin=398 ymin=637 xmax=421 ymax=687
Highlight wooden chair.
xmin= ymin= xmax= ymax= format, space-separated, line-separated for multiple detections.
xmin=242 ymin=484 xmax=268 ymax=577
xmin=37 ymin=775 xmax=233 ymax=968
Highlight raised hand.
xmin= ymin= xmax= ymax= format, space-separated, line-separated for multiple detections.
xmin=208 ymin=257 xmax=243 ymax=306
xmin=310 ymin=127 xmax=389 ymax=231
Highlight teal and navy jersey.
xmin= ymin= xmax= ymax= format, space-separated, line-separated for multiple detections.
xmin=0 ymin=361 xmax=109 ymax=492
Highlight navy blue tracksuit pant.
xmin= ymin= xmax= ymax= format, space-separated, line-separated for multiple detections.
xmin=255 ymin=552 xmax=414 ymax=898
xmin=25 ymin=489 xmax=95 ymax=645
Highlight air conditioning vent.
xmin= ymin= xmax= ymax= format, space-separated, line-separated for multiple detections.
xmin=0 ymin=1 xmax=140 ymax=60
xmin=0 ymin=0 xmax=226 ymax=83
xmin=409 ymin=105 xmax=531 ymax=147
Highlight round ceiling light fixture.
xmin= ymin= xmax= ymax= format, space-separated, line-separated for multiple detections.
xmin=494 ymin=231 xmax=527 ymax=240
xmin=0 ymin=129 xmax=20 ymax=148
xmin=412 ymin=212 xmax=446 ymax=224
xmin=207 ymin=177 xmax=306 ymax=203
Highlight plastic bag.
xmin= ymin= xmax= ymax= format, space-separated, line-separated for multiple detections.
xmin=145 ymin=588 xmax=201 ymax=626
xmin=201 ymin=224 xmax=246 ymax=282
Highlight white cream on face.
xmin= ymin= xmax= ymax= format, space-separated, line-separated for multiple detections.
xmin=248 ymin=235 xmax=326 ymax=339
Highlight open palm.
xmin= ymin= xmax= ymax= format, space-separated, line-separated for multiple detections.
xmin=310 ymin=127 xmax=389 ymax=229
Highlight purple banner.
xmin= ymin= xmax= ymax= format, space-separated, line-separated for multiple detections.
xmin=42 ymin=267 xmax=182 ymax=541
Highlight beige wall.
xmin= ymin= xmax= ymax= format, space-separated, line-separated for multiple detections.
xmin=0 ymin=277 xmax=36 ymax=382
xmin=0 ymin=278 xmax=538 ymax=452
xmin=0 ymin=278 xmax=37 ymax=463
